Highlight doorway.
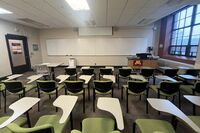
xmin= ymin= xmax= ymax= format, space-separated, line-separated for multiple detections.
xmin=5 ymin=34 xmax=31 ymax=74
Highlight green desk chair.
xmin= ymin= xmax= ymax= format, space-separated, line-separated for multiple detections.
xmin=0 ymin=83 xmax=5 ymax=109
xmin=185 ymin=69 xmax=200 ymax=77
xmin=3 ymin=81 xmax=35 ymax=113
xmin=64 ymin=80 xmax=85 ymax=113
xmin=6 ymin=101 xmax=69 ymax=133
xmin=0 ymin=116 xmax=27 ymax=133
xmin=37 ymin=80 xmax=64 ymax=111
xmin=122 ymin=81 xmax=148 ymax=113
xmin=140 ymin=68 xmax=154 ymax=81
xmin=164 ymin=69 xmax=178 ymax=78
xmin=99 ymin=68 xmax=113 ymax=80
xmin=82 ymin=68 xmax=96 ymax=80
xmin=93 ymin=80 xmax=113 ymax=112
xmin=150 ymin=81 xmax=181 ymax=108
xmin=133 ymin=119 xmax=176 ymax=133
xmin=65 ymin=68 xmax=77 ymax=80
xmin=117 ymin=68 xmax=132 ymax=89
xmin=71 ymin=117 xmax=120 ymax=133
xmin=180 ymin=81 xmax=200 ymax=95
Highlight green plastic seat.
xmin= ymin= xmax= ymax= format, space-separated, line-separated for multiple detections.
xmin=37 ymin=80 xmax=64 ymax=111
xmin=180 ymin=81 xmax=200 ymax=95
xmin=134 ymin=119 xmax=176 ymax=133
xmin=64 ymin=80 xmax=85 ymax=113
xmin=117 ymin=68 xmax=132 ymax=88
xmin=0 ymin=116 xmax=27 ymax=133
xmin=93 ymin=80 xmax=113 ymax=112
xmin=7 ymin=115 xmax=68 ymax=133
xmin=71 ymin=117 xmax=120 ymax=133
xmin=123 ymin=80 xmax=148 ymax=113
xmin=150 ymin=81 xmax=181 ymax=108
xmin=3 ymin=80 xmax=36 ymax=113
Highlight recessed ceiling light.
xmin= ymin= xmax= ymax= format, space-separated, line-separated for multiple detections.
xmin=0 ymin=8 xmax=12 ymax=14
xmin=65 ymin=0 xmax=90 ymax=11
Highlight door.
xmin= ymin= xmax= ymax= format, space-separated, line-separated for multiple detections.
xmin=5 ymin=34 xmax=31 ymax=74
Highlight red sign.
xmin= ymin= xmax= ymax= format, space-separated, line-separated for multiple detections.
xmin=133 ymin=60 xmax=143 ymax=66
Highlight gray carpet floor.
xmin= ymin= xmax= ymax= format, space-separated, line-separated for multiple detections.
xmin=0 ymin=67 xmax=198 ymax=133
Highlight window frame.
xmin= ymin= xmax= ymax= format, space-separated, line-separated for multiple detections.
xmin=169 ymin=5 xmax=200 ymax=58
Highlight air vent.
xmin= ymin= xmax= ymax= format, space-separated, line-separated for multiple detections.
xmin=137 ymin=18 xmax=155 ymax=25
xmin=18 ymin=18 xmax=48 ymax=28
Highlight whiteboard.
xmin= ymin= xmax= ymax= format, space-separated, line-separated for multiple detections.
xmin=46 ymin=38 xmax=147 ymax=55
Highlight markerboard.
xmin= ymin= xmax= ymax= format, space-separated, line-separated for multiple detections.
xmin=46 ymin=38 xmax=147 ymax=55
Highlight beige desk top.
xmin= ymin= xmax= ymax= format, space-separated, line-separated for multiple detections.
xmin=53 ymin=95 xmax=78 ymax=123
xmin=97 ymin=97 xmax=124 ymax=130
xmin=6 ymin=74 xmax=23 ymax=81
xmin=56 ymin=75 xmax=70 ymax=83
xmin=155 ymin=75 xmax=177 ymax=82
xmin=27 ymin=74 xmax=43 ymax=84
xmin=0 ymin=97 xmax=40 ymax=128
xmin=103 ymin=75 xmax=116 ymax=83
xmin=79 ymin=75 xmax=93 ymax=84
xmin=184 ymin=95 xmax=200 ymax=106
xmin=178 ymin=74 xmax=198 ymax=80
xmin=148 ymin=98 xmax=200 ymax=133
xmin=130 ymin=75 xmax=147 ymax=82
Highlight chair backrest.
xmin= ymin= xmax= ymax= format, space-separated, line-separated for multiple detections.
xmin=65 ymin=68 xmax=77 ymax=76
xmin=94 ymin=80 xmax=113 ymax=93
xmin=194 ymin=81 xmax=200 ymax=93
xmin=100 ymin=68 xmax=112 ymax=75
xmin=119 ymin=68 xmax=132 ymax=77
xmin=160 ymin=81 xmax=181 ymax=94
xmin=82 ymin=68 xmax=94 ymax=75
xmin=37 ymin=80 xmax=57 ymax=92
xmin=82 ymin=117 xmax=115 ymax=133
xmin=164 ymin=69 xmax=178 ymax=77
xmin=7 ymin=123 xmax=54 ymax=133
xmin=141 ymin=69 xmax=154 ymax=77
xmin=127 ymin=81 xmax=148 ymax=93
xmin=186 ymin=69 xmax=200 ymax=76
xmin=3 ymin=81 xmax=24 ymax=93
xmin=35 ymin=65 xmax=49 ymax=75
xmin=64 ymin=80 xmax=84 ymax=93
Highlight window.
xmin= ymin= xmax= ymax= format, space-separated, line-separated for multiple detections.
xmin=169 ymin=5 xmax=200 ymax=57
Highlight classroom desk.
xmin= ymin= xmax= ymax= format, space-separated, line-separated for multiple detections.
xmin=53 ymin=95 xmax=78 ymax=124
xmin=184 ymin=95 xmax=200 ymax=115
xmin=97 ymin=97 xmax=124 ymax=130
xmin=184 ymin=95 xmax=200 ymax=106
xmin=56 ymin=75 xmax=70 ymax=84
xmin=155 ymin=75 xmax=177 ymax=82
xmin=5 ymin=74 xmax=23 ymax=81
xmin=0 ymin=97 xmax=40 ymax=128
xmin=79 ymin=75 xmax=93 ymax=100
xmin=177 ymin=66 xmax=190 ymax=70
xmin=147 ymin=98 xmax=200 ymax=133
xmin=105 ymin=66 xmax=114 ymax=71
xmin=27 ymin=74 xmax=43 ymax=84
xmin=130 ymin=75 xmax=147 ymax=82
xmin=81 ymin=66 xmax=90 ymax=70
xmin=158 ymin=66 xmax=173 ymax=73
xmin=178 ymin=74 xmax=198 ymax=80
xmin=103 ymin=75 xmax=116 ymax=83
xmin=41 ymin=63 xmax=63 ymax=80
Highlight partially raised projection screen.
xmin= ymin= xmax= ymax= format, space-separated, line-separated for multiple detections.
xmin=46 ymin=38 xmax=148 ymax=56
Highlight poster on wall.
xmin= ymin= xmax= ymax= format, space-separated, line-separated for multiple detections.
xmin=8 ymin=39 xmax=26 ymax=67
xmin=11 ymin=43 xmax=23 ymax=54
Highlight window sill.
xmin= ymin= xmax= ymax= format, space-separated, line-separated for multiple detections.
xmin=161 ymin=55 xmax=195 ymax=64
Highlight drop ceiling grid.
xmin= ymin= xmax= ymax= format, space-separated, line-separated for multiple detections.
xmin=107 ymin=0 xmax=128 ymax=26
xmin=46 ymin=0 xmax=95 ymax=27
xmin=0 ymin=0 xmax=58 ymax=27
xmin=23 ymin=0 xmax=73 ymax=28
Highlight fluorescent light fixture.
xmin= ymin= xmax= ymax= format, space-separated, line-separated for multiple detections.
xmin=0 ymin=8 xmax=12 ymax=14
xmin=65 ymin=0 xmax=90 ymax=10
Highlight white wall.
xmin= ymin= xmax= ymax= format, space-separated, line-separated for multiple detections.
xmin=0 ymin=19 xmax=41 ymax=77
xmin=39 ymin=26 xmax=154 ymax=66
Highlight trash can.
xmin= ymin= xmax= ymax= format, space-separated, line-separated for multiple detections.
xmin=68 ymin=58 xmax=76 ymax=67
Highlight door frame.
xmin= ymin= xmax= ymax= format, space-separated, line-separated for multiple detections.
xmin=5 ymin=34 xmax=31 ymax=74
